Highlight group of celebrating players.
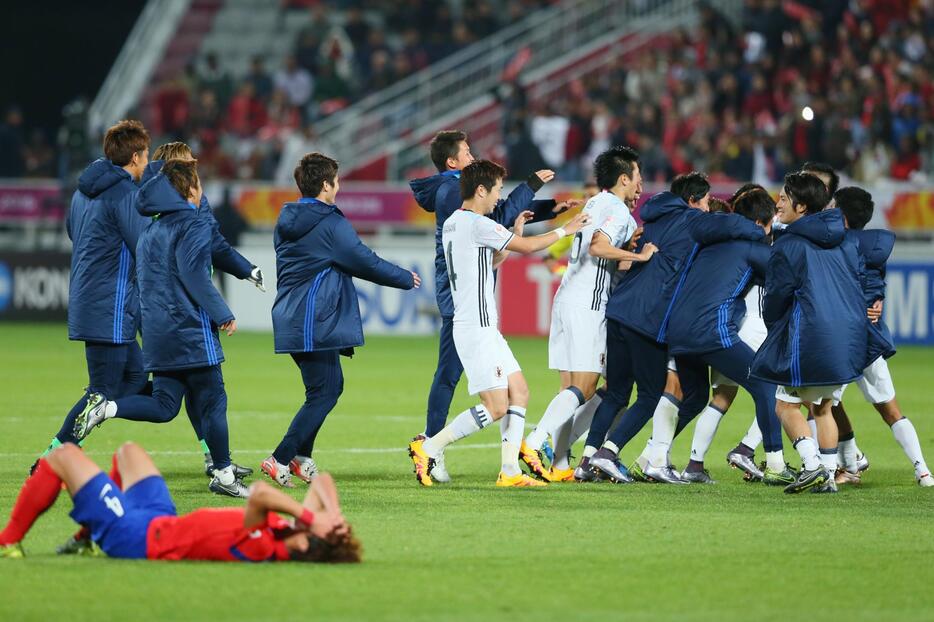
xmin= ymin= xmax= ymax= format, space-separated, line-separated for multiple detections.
xmin=0 ymin=119 xmax=929 ymax=565
xmin=407 ymin=131 xmax=933 ymax=494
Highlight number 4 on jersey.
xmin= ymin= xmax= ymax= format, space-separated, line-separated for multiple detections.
xmin=446 ymin=241 xmax=457 ymax=291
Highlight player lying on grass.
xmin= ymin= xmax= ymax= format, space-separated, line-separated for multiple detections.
xmin=407 ymin=159 xmax=590 ymax=487
xmin=0 ymin=442 xmax=359 ymax=562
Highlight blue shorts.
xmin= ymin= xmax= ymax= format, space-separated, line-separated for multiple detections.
xmin=70 ymin=473 xmax=177 ymax=559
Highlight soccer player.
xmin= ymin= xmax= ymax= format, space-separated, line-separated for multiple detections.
xmin=73 ymin=159 xmax=250 ymax=498
xmin=262 ymin=153 xmax=420 ymax=488
xmin=520 ymin=146 xmax=657 ymax=482
xmin=0 ymin=442 xmax=359 ymax=563
xmin=410 ymin=129 xmax=579 ymax=482
xmin=750 ymin=173 xmax=892 ymax=494
xmin=407 ymin=160 xmax=589 ymax=487
xmin=644 ymin=187 xmax=791 ymax=485
xmin=579 ymin=172 xmax=710 ymax=483
xmin=830 ymin=187 xmax=933 ymax=487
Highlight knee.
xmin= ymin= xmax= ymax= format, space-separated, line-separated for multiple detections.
xmin=487 ymin=404 xmax=508 ymax=420
xmin=46 ymin=443 xmax=81 ymax=469
xmin=117 ymin=441 xmax=143 ymax=460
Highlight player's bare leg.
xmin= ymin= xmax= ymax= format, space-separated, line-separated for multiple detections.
xmin=113 ymin=442 xmax=163 ymax=490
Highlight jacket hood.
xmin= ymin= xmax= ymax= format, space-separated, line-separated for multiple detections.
xmin=409 ymin=171 xmax=459 ymax=213
xmin=77 ymin=158 xmax=133 ymax=198
xmin=137 ymin=174 xmax=196 ymax=216
xmin=639 ymin=191 xmax=689 ymax=223
xmin=853 ymin=228 xmax=896 ymax=268
xmin=142 ymin=159 xmax=165 ymax=183
xmin=689 ymin=212 xmax=767 ymax=245
xmin=785 ymin=209 xmax=845 ymax=248
xmin=277 ymin=198 xmax=336 ymax=241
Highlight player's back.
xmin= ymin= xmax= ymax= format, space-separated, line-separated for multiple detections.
xmin=146 ymin=507 xmax=289 ymax=562
xmin=554 ymin=191 xmax=635 ymax=311
xmin=441 ymin=209 xmax=513 ymax=328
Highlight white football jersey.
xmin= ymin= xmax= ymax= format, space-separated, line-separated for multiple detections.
xmin=442 ymin=209 xmax=513 ymax=327
xmin=553 ymin=191 xmax=637 ymax=311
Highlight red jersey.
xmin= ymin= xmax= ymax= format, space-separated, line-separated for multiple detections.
xmin=146 ymin=508 xmax=291 ymax=562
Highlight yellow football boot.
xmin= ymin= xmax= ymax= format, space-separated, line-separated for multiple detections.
xmin=407 ymin=438 xmax=434 ymax=487
xmin=548 ymin=466 xmax=575 ymax=482
xmin=518 ymin=441 xmax=553 ymax=481
xmin=496 ymin=471 xmax=547 ymax=487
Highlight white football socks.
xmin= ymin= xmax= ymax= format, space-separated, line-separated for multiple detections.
xmin=646 ymin=394 xmax=679 ymax=467
xmin=423 ymin=405 xmax=492 ymax=458
xmin=525 ymin=388 xmax=583 ymax=450
xmin=500 ymin=406 xmax=526 ymax=476
xmin=571 ymin=392 xmax=601 ymax=445
xmin=793 ymin=437 xmax=821 ymax=471
xmin=819 ymin=448 xmax=838 ymax=474
xmin=807 ymin=416 xmax=818 ymax=439
xmin=552 ymin=420 xmax=572 ymax=470
xmin=690 ymin=405 xmax=725 ymax=463
xmin=838 ymin=437 xmax=860 ymax=474
xmin=765 ymin=450 xmax=786 ymax=472
xmin=740 ymin=417 xmax=762 ymax=451
xmin=891 ymin=419 xmax=930 ymax=476
xmin=104 ymin=401 xmax=118 ymax=419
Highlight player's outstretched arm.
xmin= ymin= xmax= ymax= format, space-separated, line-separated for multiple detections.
xmin=331 ymin=218 xmax=417 ymax=290
xmin=589 ymin=231 xmax=657 ymax=263
xmin=504 ymin=212 xmax=591 ymax=255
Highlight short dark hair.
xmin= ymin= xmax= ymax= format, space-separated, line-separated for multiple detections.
xmin=732 ymin=188 xmax=775 ymax=225
xmin=802 ymin=161 xmax=840 ymax=196
xmin=708 ymin=197 xmax=731 ymax=213
xmin=161 ymin=159 xmax=200 ymax=201
xmin=783 ymin=171 xmax=829 ymax=215
xmin=103 ymin=120 xmax=150 ymax=167
xmin=729 ymin=183 xmax=765 ymax=205
xmin=430 ymin=130 xmax=468 ymax=173
xmin=834 ymin=186 xmax=874 ymax=229
xmin=671 ymin=171 xmax=710 ymax=204
xmin=460 ymin=159 xmax=506 ymax=199
xmin=594 ymin=146 xmax=639 ymax=190
xmin=294 ymin=152 xmax=339 ymax=198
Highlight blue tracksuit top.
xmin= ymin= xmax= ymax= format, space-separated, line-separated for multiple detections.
xmin=751 ymin=209 xmax=893 ymax=387
xmin=135 ymin=174 xmax=235 ymax=372
xmin=409 ymin=171 xmax=557 ymax=318
xmin=66 ymin=158 xmax=148 ymax=344
xmin=142 ymin=160 xmax=253 ymax=280
xmin=666 ymin=213 xmax=770 ymax=356
xmin=605 ymin=191 xmax=705 ymax=343
xmin=272 ymin=198 xmax=415 ymax=353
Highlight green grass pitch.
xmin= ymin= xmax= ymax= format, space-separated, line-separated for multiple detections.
xmin=1 ymin=324 xmax=933 ymax=621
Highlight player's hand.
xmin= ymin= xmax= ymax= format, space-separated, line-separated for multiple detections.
xmin=411 ymin=272 xmax=421 ymax=288
xmin=639 ymin=242 xmax=658 ymax=261
xmin=308 ymin=510 xmax=342 ymax=541
xmin=563 ymin=212 xmax=592 ymax=236
xmin=534 ymin=169 xmax=555 ymax=184
xmin=627 ymin=227 xmax=643 ymax=250
xmin=513 ymin=210 xmax=534 ymax=235
xmin=867 ymin=299 xmax=883 ymax=323
xmin=247 ymin=267 xmax=266 ymax=292
xmin=219 ymin=319 xmax=237 ymax=336
xmin=553 ymin=199 xmax=582 ymax=214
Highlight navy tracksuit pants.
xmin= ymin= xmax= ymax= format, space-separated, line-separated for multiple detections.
xmin=674 ymin=342 xmax=783 ymax=452
xmin=424 ymin=315 xmax=462 ymax=437
xmin=55 ymin=341 xmax=149 ymax=444
xmin=273 ymin=351 xmax=344 ymax=465
xmin=111 ymin=365 xmax=231 ymax=470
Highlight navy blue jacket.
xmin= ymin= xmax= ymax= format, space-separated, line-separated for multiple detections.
xmin=66 ymin=159 xmax=147 ymax=343
xmin=143 ymin=160 xmax=253 ymax=280
xmin=751 ymin=210 xmax=893 ymax=386
xmin=272 ymin=198 xmax=414 ymax=353
xmin=135 ymin=174 xmax=235 ymax=372
xmin=605 ymin=191 xmax=704 ymax=342
xmin=667 ymin=213 xmax=770 ymax=356
xmin=410 ymin=171 xmax=557 ymax=318
xmin=851 ymin=227 xmax=897 ymax=353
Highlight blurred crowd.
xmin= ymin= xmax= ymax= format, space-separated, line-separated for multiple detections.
xmin=3 ymin=0 xmax=934 ymax=186
xmin=506 ymin=0 xmax=934 ymax=185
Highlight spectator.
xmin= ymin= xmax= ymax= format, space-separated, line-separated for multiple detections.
xmin=225 ymin=82 xmax=268 ymax=137
xmin=343 ymin=6 xmax=371 ymax=48
xmin=22 ymin=129 xmax=56 ymax=178
xmin=274 ymin=56 xmax=314 ymax=109
xmin=198 ymin=53 xmax=234 ymax=108
xmin=247 ymin=56 xmax=274 ymax=101
xmin=0 ymin=106 xmax=25 ymax=177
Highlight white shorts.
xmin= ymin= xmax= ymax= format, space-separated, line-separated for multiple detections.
xmin=776 ymin=384 xmax=847 ymax=405
xmin=454 ymin=325 xmax=521 ymax=395
xmin=855 ymin=356 xmax=895 ymax=404
xmin=711 ymin=315 xmax=767 ymax=388
xmin=548 ymin=303 xmax=606 ymax=374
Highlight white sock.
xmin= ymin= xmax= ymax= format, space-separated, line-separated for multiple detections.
xmin=570 ymin=393 xmax=601 ymax=445
xmin=819 ymin=448 xmax=838 ymax=473
xmin=647 ymin=394 xmax=679 ymax=467
xmin=740 ymin=417 xmax=762 ymax=451
xmin=582 ymin=445 xmax=598 ymax=458
xmin=423 ymin=405 xmax=492 ymax=458
xmin=891 ymin=419 xmax=930 ymax=476
xmin=552 ymin=420 xmax=572 ymax=470
xmin=215 ymin=465 xmax=235 ymax=485
xmin=793 ymin=437 xmax=820 ymax=471
xmin=838 ymin=437 xmax=859 ymax=474
xmin=765 ymin=450 xmax=785 ymax=472
xmin=807 ymin=416 xmax=817 ymax=439
xmin=690 ymin=405 xmax=725 ymax=463
xmin=104 ymin=401 xmax=118 ymax=419
xmin=500 ymin=406 xmax=526 ymax=476
xmin=602 ymin=440 xmax=620 ymax=455
xmin=525 ymin=388 xmax=583 ymax=450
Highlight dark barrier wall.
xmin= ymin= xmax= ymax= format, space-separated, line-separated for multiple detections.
xmin=0 ymin=252 xmax=70 ymax=321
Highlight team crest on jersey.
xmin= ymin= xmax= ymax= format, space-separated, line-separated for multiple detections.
xmin=495 ymin=366 xmax=503 ymax=378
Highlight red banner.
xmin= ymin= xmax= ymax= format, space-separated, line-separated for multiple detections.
xmin=497 ymin=254 xmax=562 ymax=336
xmin=0 ymin=183 xmax=64 ymax=222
